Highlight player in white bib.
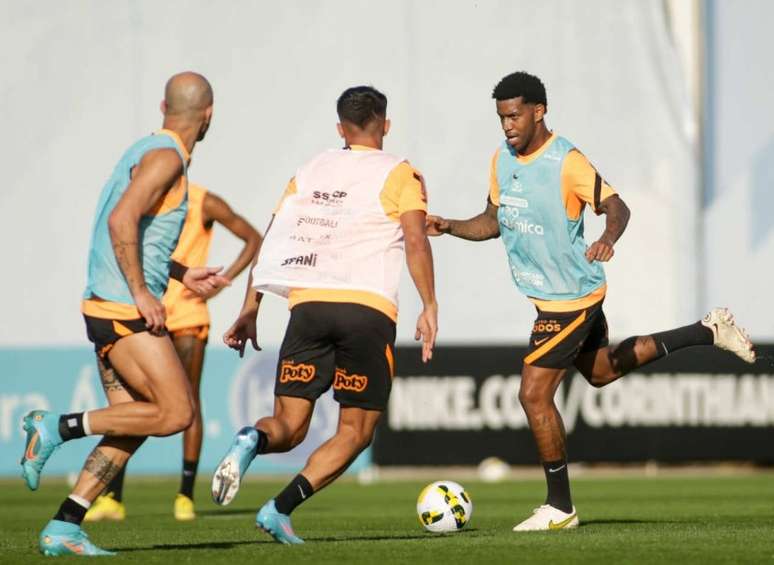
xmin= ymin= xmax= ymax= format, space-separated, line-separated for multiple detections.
xmin=211 ymin=86 xmax=438 ymax=544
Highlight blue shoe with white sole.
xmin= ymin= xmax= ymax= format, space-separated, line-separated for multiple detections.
xmin=211 ymin=426 xmax=259 ymax=505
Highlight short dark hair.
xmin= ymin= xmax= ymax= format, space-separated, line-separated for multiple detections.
xmin=336 ymin=86 xmax=387 ymax=128
xmin=492 ymin=72 xmax=547 ymax=106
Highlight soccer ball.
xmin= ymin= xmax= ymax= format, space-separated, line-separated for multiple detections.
xmin=416 ymin=480 xmax=473 ymax=533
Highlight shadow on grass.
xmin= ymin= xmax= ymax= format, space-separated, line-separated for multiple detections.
xmin=197 ymin=508 xmax=256 ymax=517
xmin=110 ymin=530 xmax=474 ymax=552
xmin=580 ymin=519 xmax=679 ymax=527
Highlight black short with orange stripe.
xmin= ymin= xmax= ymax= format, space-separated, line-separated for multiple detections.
xmin=275 ymin=302 xmax=396 ymax=411
xmin=524 ymin=300 xmax=609 ymax=369
xmin=83 ymin=315 xmax=153 ymax=358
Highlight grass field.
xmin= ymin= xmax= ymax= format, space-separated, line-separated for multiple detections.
xmin=1 ymin=474 xmax=773 ymax=563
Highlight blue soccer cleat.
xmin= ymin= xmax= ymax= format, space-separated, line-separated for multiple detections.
xmin=210 ymin=426 xmax=259 ymax=505
xmin=256 ymin=500 xmax=305 ymax=545
xmin=20 ymin=410 xmax=63 ymax=491
xmin=39 ymin=519 xmax=115 ymax=556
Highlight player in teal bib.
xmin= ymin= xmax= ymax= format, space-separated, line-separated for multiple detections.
xmin=20 ymin=73 xmax=229 ymax=557
xmin=428 ymin=71 xmax=756 ymax=532
xmin=84 ymin=130 xmax=189 ymax=304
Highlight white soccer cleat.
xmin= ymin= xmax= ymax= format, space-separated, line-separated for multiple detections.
xmin=512 ymin=504 xmax=579 ymax=532
xmin=701 ymin=308 xmax=756 ymax=364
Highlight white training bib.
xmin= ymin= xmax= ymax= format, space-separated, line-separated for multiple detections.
xmin=252 ymin=148 xmax=406 ymax=307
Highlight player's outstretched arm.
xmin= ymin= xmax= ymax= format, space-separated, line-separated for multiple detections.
xmin=585 ymin=194 xmax=631 ymax=262
xmin=426 ymin=200 xmax=500 ymax=241
xmin=402 ymin=210 xmax=438 ymax=363
xmin=223 ymin=217 xmax=273 ymax=357
xmin=108 ymin=148 xmax=183 ymax=333
xmin=201 ymin=192 xmax=264 ymax=298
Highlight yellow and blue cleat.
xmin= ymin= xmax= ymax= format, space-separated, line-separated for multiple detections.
xmin=39 ymin=519 xmax=115 ymax=556
xmin=211 ymin=426 xmax=259 ymax=506
xmin=20 ymin=410 xmax=63 ymax=491
xmin=174 ymin=493 xmax=196 ymax=521
xmin=256 ymin=500 xmax=304 ymax=545
xmin=84 ymin=493 xmax=126 ymax=522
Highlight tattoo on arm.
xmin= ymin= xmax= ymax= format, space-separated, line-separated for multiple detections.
xmin=83 ymin=448 xmax=123 ymax=485
xmin=448 ymin=202 xmax=501 ymax=241
xmin=111 ymin=239 xmax=146 ymax=293
xmin=597 ymin=195 xmax=630 ymax=244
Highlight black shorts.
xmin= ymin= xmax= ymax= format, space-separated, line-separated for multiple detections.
xmin=523 ymin=300 xmax=609 ymax=369
xmin=83 ymin=315 xmax=152 ymax=358
xmin=275 ymin=302 xmax=396 ymax=411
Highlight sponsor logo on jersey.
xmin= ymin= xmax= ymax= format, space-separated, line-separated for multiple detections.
xmin=279 ymin=361 xmax=316 ymax=383
xmin=532 ymin=320 xmax=563 ymax=333
xmin=312 ymin=190 xmax=348 ymax=207
xmin=281 ymin=253 xmax=318 ymax=267
xmin=500 ymin=195 xmax=529 ymax=208
xmin=511 ymin=267 xmax=545 ymax=288
xmin=333 ymin=369 xmax=368 ymax=392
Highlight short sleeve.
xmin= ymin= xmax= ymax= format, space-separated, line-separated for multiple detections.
xmin=380 ymin=161 xmax=427 ymax=221
xmin=488 ymin=149 xmax=500 ymax=206
xmin=273 ymin=177 xmax=297 ymax=214
xmin=561 ymin=150 xmax=616 ymax=219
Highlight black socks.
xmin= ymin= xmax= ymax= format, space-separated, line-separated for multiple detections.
xmin=274 ymin=474 xmax=314 ymax=515
xmin=180 ymin=460 xmax=199 ymax=499
xmin=54 ymin=496 xmax=89 ymax=525
xmin=651 ymin=321 xmax=713 ymax=358
xmin=58 ymin=413 xmax=87 ymax=441
xmin=105 ymin=467 xmax=126 ymax=502
xmin=543 ymin=459 xmax=573 ymax=514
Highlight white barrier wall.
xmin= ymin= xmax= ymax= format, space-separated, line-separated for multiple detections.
xmin=702 ymin=0 xmax=774 ymax=340
xmin=0 ymin=0 xmax=703 ymax=346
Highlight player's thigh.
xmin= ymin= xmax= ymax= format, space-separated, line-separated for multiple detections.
xmin=172 ymin=330 xmax=207 ymax=398
xmin=275 ymin=304 xmax=336 ymax=403
xmin=573 ymin=306 xmax=611 ymax=382
xmin=332 ymin=304 xmax=396 ymax=412
xmin=106 ymin=331 xmax=193 ymax=409
xmin=95 ymin=354 xmax=146 ymax=405
xmin=272 ymin=395 xmax=316 ymax=439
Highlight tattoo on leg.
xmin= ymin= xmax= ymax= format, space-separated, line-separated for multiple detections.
xmin=84 ymin=449 xmax=123 ymax=485
xmin=97 ymin=357 xmax=125 ymax=393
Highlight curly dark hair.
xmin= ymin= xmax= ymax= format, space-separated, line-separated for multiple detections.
xmin=492 ymin=72 xmax=547 ymax=105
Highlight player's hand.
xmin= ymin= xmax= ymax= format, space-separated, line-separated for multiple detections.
xmin=585 ymin=238 xmax=615 ymax=262
xmin=223 ymin=310 xmax=261 ymax=358
xmin=135 ymin=289 xmax=166 ymax=335
xmin=415 ymin=303 xmax=438 ymax=363
xmin=183 ymin=266 xmax=231 ymax=297
xmin=426 ymin=215 xmax=451 ymax=237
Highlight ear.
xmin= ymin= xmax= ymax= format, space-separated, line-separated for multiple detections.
xmin=383 ymin=118 xmax=391 ymax=136
xmin=336 ymin=123 xmax=345 ymax=138
xmin=534 ymin=104 xmax=546 ymax=123
xmin=204 ymin=106 xmax=213 ymax=121
xmin=160 ymin=100 xmax=167 ymax=115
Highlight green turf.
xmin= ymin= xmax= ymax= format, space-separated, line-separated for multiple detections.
xmin=1 ymin=474 xmax=773 ymax=563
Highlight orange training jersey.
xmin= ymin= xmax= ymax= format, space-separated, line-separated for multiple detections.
xmin=163 ymin=183 xmax=213 ymax=331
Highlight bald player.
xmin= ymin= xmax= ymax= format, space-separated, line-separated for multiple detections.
xmin=19 ymin=72 xmax=229 ymax=556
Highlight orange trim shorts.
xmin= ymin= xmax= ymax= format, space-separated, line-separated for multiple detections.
xmin=83 ymin=315 xmax=152 ymax=358
xmin=276 ymin=302 xmax=396 ymax=411
xmin=524 ymin=300 xmax=608 ymax=369
xmin=169 ymin=325 xmax=210 ymax=343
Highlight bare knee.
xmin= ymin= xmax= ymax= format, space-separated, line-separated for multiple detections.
xmin=518 ymin=380 xmax=552 ymax=412
xmin=155 ymin=404 xmax=194 ymax=436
